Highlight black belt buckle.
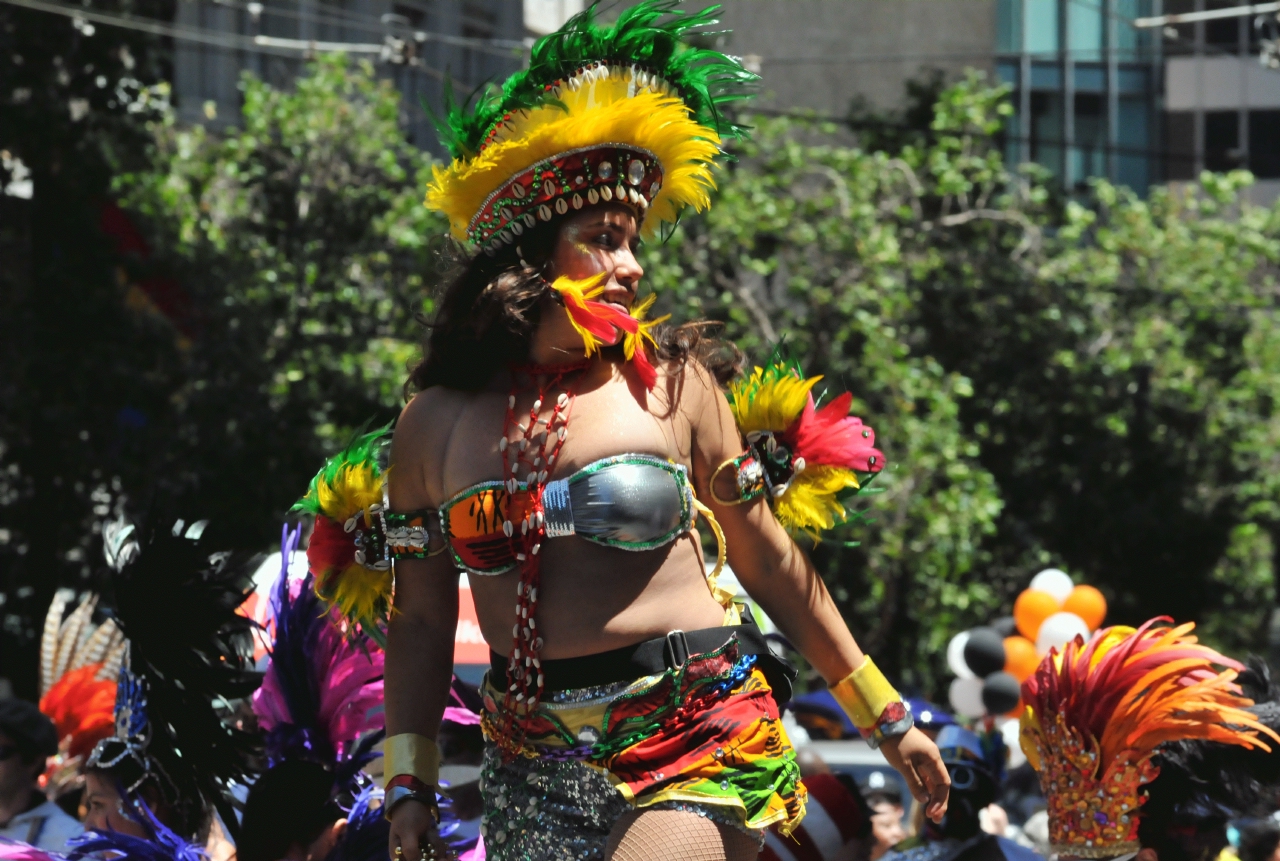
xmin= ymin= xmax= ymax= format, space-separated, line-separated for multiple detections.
xmin=663 ymin=629 xmax=690 ymax=670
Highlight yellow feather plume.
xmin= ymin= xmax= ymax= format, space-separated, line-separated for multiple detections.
xmin=426 ymin=78 xmax=721 ymax=242
xmin=322 ymin=563 xmax=395 ymax=630
xmin=729 ymin=366 xmax=820 ymax=434
xmin=773 ymin=466 xmax=861 ymax=534
xmin=312 ymin=462 xmax=384 ymax=526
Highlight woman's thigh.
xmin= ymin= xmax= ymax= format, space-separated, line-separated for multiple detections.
xmin=605 ymin=809 xmax=760 ymax=861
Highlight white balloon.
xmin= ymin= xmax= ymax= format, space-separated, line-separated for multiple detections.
xmin=1029 ymin=568 xmax=1075 ymax=603
xmin=949 ymin=676 xmax=986 ymax=719
xmin=1036 ymin=611 xmax=1091 ymax=655
xmin=947 ymin=631 xmax=975 ymax=680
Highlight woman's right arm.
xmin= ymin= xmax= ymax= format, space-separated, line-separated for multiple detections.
xmin=385 ymin=391 xmax=461 ymax=860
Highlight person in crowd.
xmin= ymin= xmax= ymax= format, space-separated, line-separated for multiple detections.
xmin=34 ymin=592 xmax=124 ymax=819
xmin=0 ymin=700 xmax=81 ymax=851
xmin=882 ymin=725 xmax=1041 ymax=861
xmin=864 ymin=786 xmax=907 ymax=861
xmin=1021 ymin=618 xmax=1280 ymax=861
xmin=1239 ymin=822 xmax=1280 ymax=861
xmin=81 ymin=514 xmax=261 ymax=845
xmin=291 ymin=3 xmax=949 ymax=859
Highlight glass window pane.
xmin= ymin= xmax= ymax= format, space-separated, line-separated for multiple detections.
xmin=1204 ymin=111 xmax=1241 ymax=172
xmin=1115 ymin=97 xmax=1151 ymax=188
xmin=1113 ymin=0 xmax=1153 ymax=59
xmin=998 ymin=0 xmax=1022 ymax=52
xmin=1026 ymin=0 xmax=1060 ymax=55
xmin=1068 ymin=0 xmax=1102 ymax=61
xmin=1071 ymin=92 xmax=1107 ymax=185
xmin=1031 ymin=91 xmax=1065 ymax=179
xmin=1163 ymin=110 xmax=1195 ymax=181
xmin=1205 ymin=0 xmax=1242 ymax=54
xmin=1248 ymin=110 xmax=1280 ymax=179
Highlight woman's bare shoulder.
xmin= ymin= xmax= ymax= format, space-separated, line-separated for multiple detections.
xmin=390 ymin=387 xmax=472 ymax=505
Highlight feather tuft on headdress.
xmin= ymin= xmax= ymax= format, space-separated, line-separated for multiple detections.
xmin=1020 ymin=617 xmax=1280 ymax=857
xmin=88 ymin=515 xmax=262 ymax=839
xmin=253 ymin=525 xmax=385 ymax=779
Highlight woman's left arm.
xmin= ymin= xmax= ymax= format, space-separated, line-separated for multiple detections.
xmin=684 ymin=363 xmax=950 ymax=822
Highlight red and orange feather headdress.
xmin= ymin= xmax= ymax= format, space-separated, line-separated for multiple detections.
xmin=1020 ymin=617 xmax=1279 ymax=858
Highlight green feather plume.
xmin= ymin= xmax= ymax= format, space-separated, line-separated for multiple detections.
xmin=436 ymin=0 xmax=758 ymax=160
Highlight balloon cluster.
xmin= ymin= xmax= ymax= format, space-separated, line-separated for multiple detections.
xmin=945 ymin=569 xmax=1107 ymax=720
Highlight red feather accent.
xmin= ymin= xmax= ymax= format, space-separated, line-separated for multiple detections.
xmin=629 ymin=342 xmax=658 ymax=390
xmin=786 ymin=393 xmax=884 ymax=472
xmin=38 ymin=662 xmax=117 ymax=760
xmin=306 ymin=515 xmax=357 ymax=586
xmin=562 ymin=292 xmax=638 ymax=344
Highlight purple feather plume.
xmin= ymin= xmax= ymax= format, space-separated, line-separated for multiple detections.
xmin=252 ymin=525 xmax=385 ymax=769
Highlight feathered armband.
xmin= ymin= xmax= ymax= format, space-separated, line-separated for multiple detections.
xmin=714 ymin=356 xmax=884 ymax=538
xmin=292 ymin=426 xmax=444 ymax=644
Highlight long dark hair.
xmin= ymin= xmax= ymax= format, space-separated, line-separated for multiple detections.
xmin=407 ymin=211 xmax=741 ymax=394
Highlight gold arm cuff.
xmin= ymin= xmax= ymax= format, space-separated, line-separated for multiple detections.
xmin=830 ymin=656 xmax=900 ymax=731
xmin=383 ymin=733 xmax=441 ymax=786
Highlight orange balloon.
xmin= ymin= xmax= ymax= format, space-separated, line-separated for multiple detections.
xmin=1063 ymin=584 xmax=1107 ymax=631
xmin=1003 ymin=635 xmax=1041 ymax=682
xmin=1014 ymin=589 xmax=1061 ymax=640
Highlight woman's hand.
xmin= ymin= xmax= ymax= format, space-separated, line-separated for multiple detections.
xmin=389 ymin=799 xmax=454 ymax=861
xmin=879 ymin=727 xmax=950 ymax=823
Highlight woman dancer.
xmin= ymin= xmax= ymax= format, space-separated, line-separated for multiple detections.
xmin=296 ymin=3 xmax=948 ymax=859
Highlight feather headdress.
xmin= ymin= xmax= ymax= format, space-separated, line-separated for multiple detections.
xmin=37 ymin=591 xmax=126 ymax=799
xmin=69 ymin=802 xmax=208 ymax=861
xmin=425 ymin=0 xmax=756 ymax=250
xmin=1020 ymin=618 xmax=1280 ymax=858
xmin=252 ymin=524 xmax=386 ymax=784
xmin=724 ymin=355 xmax=884 ymax=536
xmin=87 ymin=515 xmax=262 ymax=840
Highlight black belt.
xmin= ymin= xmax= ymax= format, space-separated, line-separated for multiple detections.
xmin=488 ymin=607 xmax=797 ymax=704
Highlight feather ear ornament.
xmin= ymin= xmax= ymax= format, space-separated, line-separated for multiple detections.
xmin=548 ymin=274 xmax=668 ymax=390
xmin=719 ymin=352 xmax=884 ymax=537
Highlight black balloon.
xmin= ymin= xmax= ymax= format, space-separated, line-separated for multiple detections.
xmin=982 ymin=671 xmax=1022 ymax=715
xmin=963 ymin=627 xmax=1006 ymax=678
xmin=992 ymin=616 xmax=1017 ymax=638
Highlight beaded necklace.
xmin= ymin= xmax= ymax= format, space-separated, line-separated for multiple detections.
xmin=495 ymin=357 xmax=592 ymax=751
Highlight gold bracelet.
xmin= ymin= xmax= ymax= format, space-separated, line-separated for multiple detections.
xmin=383 ymin=733 xmax=441 ymax=786
xmin=829 ymin=657 xmax=914 ymax=749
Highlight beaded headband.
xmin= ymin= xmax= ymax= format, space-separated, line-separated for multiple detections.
xmin=424 ymin=1 xmax=756 ymax=251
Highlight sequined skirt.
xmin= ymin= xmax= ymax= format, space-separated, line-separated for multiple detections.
xmin=478 ymin=640 xmax=807 ymax=860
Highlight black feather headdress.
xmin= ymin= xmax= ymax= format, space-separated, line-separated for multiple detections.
xmin=87 ymin=515 xmax=263 ymax=839
xmin=1139 ymin=659 xmax=1280 ymax=857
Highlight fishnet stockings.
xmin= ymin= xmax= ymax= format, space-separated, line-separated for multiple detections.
xmin=605 ymin=809 xmax=761 ymax=861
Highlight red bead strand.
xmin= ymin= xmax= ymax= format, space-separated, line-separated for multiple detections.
xmin=494 ymin=360 xmax=588 ymax=754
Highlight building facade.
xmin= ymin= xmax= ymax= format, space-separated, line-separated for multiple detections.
xmin=172 ymin=0 xmax=525 ymax=151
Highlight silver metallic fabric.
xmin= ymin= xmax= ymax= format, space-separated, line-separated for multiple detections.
xmin=561 ymin=457 xmax=690 ymax=548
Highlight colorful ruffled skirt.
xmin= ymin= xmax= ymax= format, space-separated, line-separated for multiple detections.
xmin=477 ymin=639 xmax=807 ymax=861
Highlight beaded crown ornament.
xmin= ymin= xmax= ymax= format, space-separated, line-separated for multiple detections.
xmin=424 ymin=0 xmax=756 ymax=252
xmin=1019 ymin=617 xmax=1279 ymax=859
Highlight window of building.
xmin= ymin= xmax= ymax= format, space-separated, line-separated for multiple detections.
xmin=1031 ymin=90 xmax=1065 ymax=179
xmin=1113 ymin=0 xmax=1153 ymax=59
xmin=1026 ymin=0 xmax=1061 ymax=55
xmin=1161 ymin=0 xmax=1196 ymax=56
xmin=1248 ymin=110 xmax=1280 ymax=178
xmin=1115 ymin=97 xmax=1151 ymax=189
xmin=1071 ymin=92 xmax=1107 ymax=186
xmin=997 ymin=0 xmax=1022 ymax=53
xmin=1068 ymin=0 xmax=1103 ymax=62
xmin=1163 ymin=111 xmax=1196 ymax=180
xmin=1205 ymin=0 xmax=1243 ymax=53
xmin=1204 ymin=110 xmax=1242 ymax=172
